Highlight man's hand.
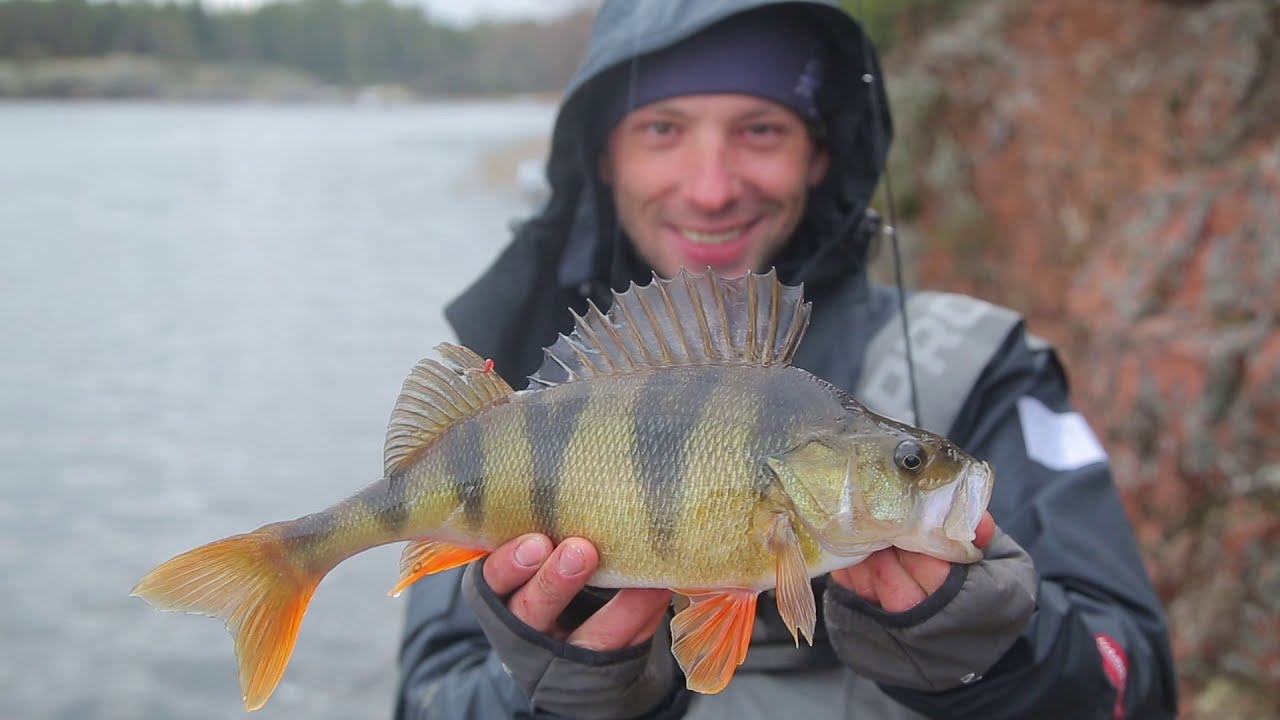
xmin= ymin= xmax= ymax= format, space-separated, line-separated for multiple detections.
xmin=482 ymin=534 xmax=672 ymax=651
xmin=829 ymin=512 xmax=997 ymax=612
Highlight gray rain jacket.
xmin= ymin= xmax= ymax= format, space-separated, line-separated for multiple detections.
xmin=395 ymin=1 xmax=1178 ymax=718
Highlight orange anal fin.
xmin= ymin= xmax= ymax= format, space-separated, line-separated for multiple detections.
xmin=770 ymin=513 xmax=817 ymax=647
xmin=388 ymin=539 xmax=489 ymax=597
xmin=669 ymin=589 xmax=758 ymax=694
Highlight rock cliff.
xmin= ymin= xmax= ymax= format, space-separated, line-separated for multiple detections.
xmin=883 ymin=1 xmax=1278 ymax=716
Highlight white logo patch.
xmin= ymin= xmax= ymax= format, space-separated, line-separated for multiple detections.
xmin=1016 ymin=396 xmax=1108 ymax=471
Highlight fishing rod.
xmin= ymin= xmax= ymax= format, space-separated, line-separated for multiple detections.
xmin=856 ymin=0 xmax=922 ymax=427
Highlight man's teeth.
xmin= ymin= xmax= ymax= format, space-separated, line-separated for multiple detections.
xmin=682 ymin=228 xmax=743 ymax=244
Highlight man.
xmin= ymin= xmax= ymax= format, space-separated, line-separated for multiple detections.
xmin=395 ymin=2 xmax=1178 ymax=718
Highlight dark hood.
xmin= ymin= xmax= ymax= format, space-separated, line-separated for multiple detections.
xmin=444 ymin=0 xmax=894 ymax=381
xmin=532 ymin=0 xmax=895 ymax=296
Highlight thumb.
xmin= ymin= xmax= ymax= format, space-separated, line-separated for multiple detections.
xmin=974 ymin=512 xmax=997 ymax=550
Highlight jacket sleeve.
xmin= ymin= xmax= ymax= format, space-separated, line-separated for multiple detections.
xmin=827 ymin=326 xmax=1178 ymax=719
xmin=395 ymin=564 xmax=690 ymax=720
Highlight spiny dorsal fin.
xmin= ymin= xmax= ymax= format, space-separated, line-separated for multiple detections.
xmin=383 ymin=343 xmax=514 ymax=475
xmin=528 ymin=268 xmax=810 ymax=389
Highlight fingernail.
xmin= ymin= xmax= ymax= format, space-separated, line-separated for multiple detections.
xmin=514 ymin=537 xmax=547 ymax=568
xmin=558 ymin=545 xmax=585 ymax=576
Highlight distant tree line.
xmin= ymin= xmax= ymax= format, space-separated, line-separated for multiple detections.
xmin=0 ymin=0 xmax=591 ymax=94
xmin=0 ymin=0 xmax=964 ymax=95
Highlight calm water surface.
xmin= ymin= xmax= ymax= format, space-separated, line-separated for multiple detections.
xmin=0 ymin=99 xmax=556 ymax=719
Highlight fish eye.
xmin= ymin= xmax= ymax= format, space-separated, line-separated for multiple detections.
xmin=894 ymin=440 xmax=926 ymax=473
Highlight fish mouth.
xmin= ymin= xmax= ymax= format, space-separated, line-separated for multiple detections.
xmin=944 ymin=460 xmax=994 ymax=543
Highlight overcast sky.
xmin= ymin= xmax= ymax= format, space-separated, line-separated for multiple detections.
xmin=418 ymin=0 xmax=595 ymax=26
xmin=199 ymin=0 xmax=596 ymax=26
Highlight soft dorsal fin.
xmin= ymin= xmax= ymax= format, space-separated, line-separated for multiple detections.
xmin=383 ymin=343 xmax=514 ymax=475
xmin=529 ymin=268 xmax=810 ymax=389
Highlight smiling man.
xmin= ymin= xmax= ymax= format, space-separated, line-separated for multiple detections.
xmin=592 ymin=9 xmax=831 ymax=281
xmin=395 ymin=2 xmax=1178 ymax=719
xmin=602 ymin=92 xmax=828 ymax=278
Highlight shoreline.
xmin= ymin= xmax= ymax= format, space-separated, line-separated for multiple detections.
xmin=0 ymin=55 xmax=563 ymax=105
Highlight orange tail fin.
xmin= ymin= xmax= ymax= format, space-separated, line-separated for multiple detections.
xmin=131 ymin=528 xmax=322 ymax=711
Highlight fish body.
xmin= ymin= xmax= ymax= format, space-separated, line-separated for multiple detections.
xmin=132 ymin=270 xmax=994 ymax=711
xmin=386 ymin=364 xmax=858 ymax=590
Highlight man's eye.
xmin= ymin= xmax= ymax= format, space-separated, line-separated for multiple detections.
xmin=744 ymin=123 xmax=784 ymax=137
xmin=646 ymin=121 xmax=676 ymax=136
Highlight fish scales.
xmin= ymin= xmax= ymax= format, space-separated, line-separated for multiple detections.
xmin=132 ymin=269 xmax=995 ymax=710
xmin=553 ymin=366 xmax=748 ymax=587
xmin=628 ymin=365 xmax=782 ymax=586
xmin=666 ymin=366 xmax=829 ymax=587
xmin=633 ymin=366 xmax=715 ymax=562
xmin=478 ymin=402 xmax=539 ymax=542
xmin=522 ymin=386 xmax=590 ymax=536
xmin=272 ymin=477 xmax=414 ymax=574
xmin=388 ymin=364 xmax=836 ymax=589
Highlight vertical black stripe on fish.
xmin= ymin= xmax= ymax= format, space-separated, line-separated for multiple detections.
xmin=634 ymin=367 xmax=720 ymax=559
xmin=524 ymin=388 xmax=590 ymax=538
xmin=752 ymin=370 xmax=815 ymax=495
xmin=280 ymin=508 xmax=341 ymax=565
xmin=440 ymin=416 xmax=487 ymax=530
xmin=369 ymin=473 xmax=413 ymax=533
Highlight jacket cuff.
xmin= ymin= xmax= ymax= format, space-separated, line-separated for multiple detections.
xmin=460 ymin=561 xmax=682 ymax=719
xmin=822 ymin=530 xmax=1038 ymax=692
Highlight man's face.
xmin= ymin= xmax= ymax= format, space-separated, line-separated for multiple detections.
xmin=600 ymin=94 xmax=830 ymax=279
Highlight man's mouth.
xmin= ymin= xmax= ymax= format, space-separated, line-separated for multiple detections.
xmin=680 ymin=227 xmax=747 ymax=245
xmin=665 ymin=220 xmax=762 ymax=273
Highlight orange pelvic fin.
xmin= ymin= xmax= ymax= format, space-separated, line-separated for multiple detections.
xmin=669 ymin=589 xmax=759 ymax=694
xmin=388 ymin=539 xmax=489 ymax=597
xmin=130 ymin=527 xmax=321 ymax=712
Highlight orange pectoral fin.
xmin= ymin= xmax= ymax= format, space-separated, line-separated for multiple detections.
xmin=388 ymin=540 xmax=489 ymax=597
xmin=669 ymin=589 xmax=758 ymax=694
xmin=769 ymin=513 xmax=817 ymax=647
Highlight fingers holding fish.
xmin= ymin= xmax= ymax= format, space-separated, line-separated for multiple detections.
xmin=829 ymin=550 xmax=932 ymax=612
xmin=482 ymin=533 xmax=553 ymax=596
xmin=567 ymin=588 xmax=673 ymax=651
xmin=870 ymin=550 xmax=932 ymax=612
xmin=840 ymin=566 xmax=880 ymax=607
xmin=973 ymin=511 xmax=997 ymax=549
xmin=507 ymin=538 xmax=600 ymax=639
xmin=893 ymin=547 xmax=954 ymax=597
xmin=834 ymin=545 xmax=957 ymax=607
xmin=830 ymin=511 xmax=1001 ymax=612
xmin=485 ymin=533 xmax=669 ymax=651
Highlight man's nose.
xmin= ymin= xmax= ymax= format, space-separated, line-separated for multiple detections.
xmin=681 ymin=136 xmax=738 ymax=212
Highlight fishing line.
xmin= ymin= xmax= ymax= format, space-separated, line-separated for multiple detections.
xmin=856 ymin=0 xmax=921 ymax=427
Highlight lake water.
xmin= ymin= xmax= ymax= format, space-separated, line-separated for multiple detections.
xmin=0 ymin=99 xmax=557 ymax=719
